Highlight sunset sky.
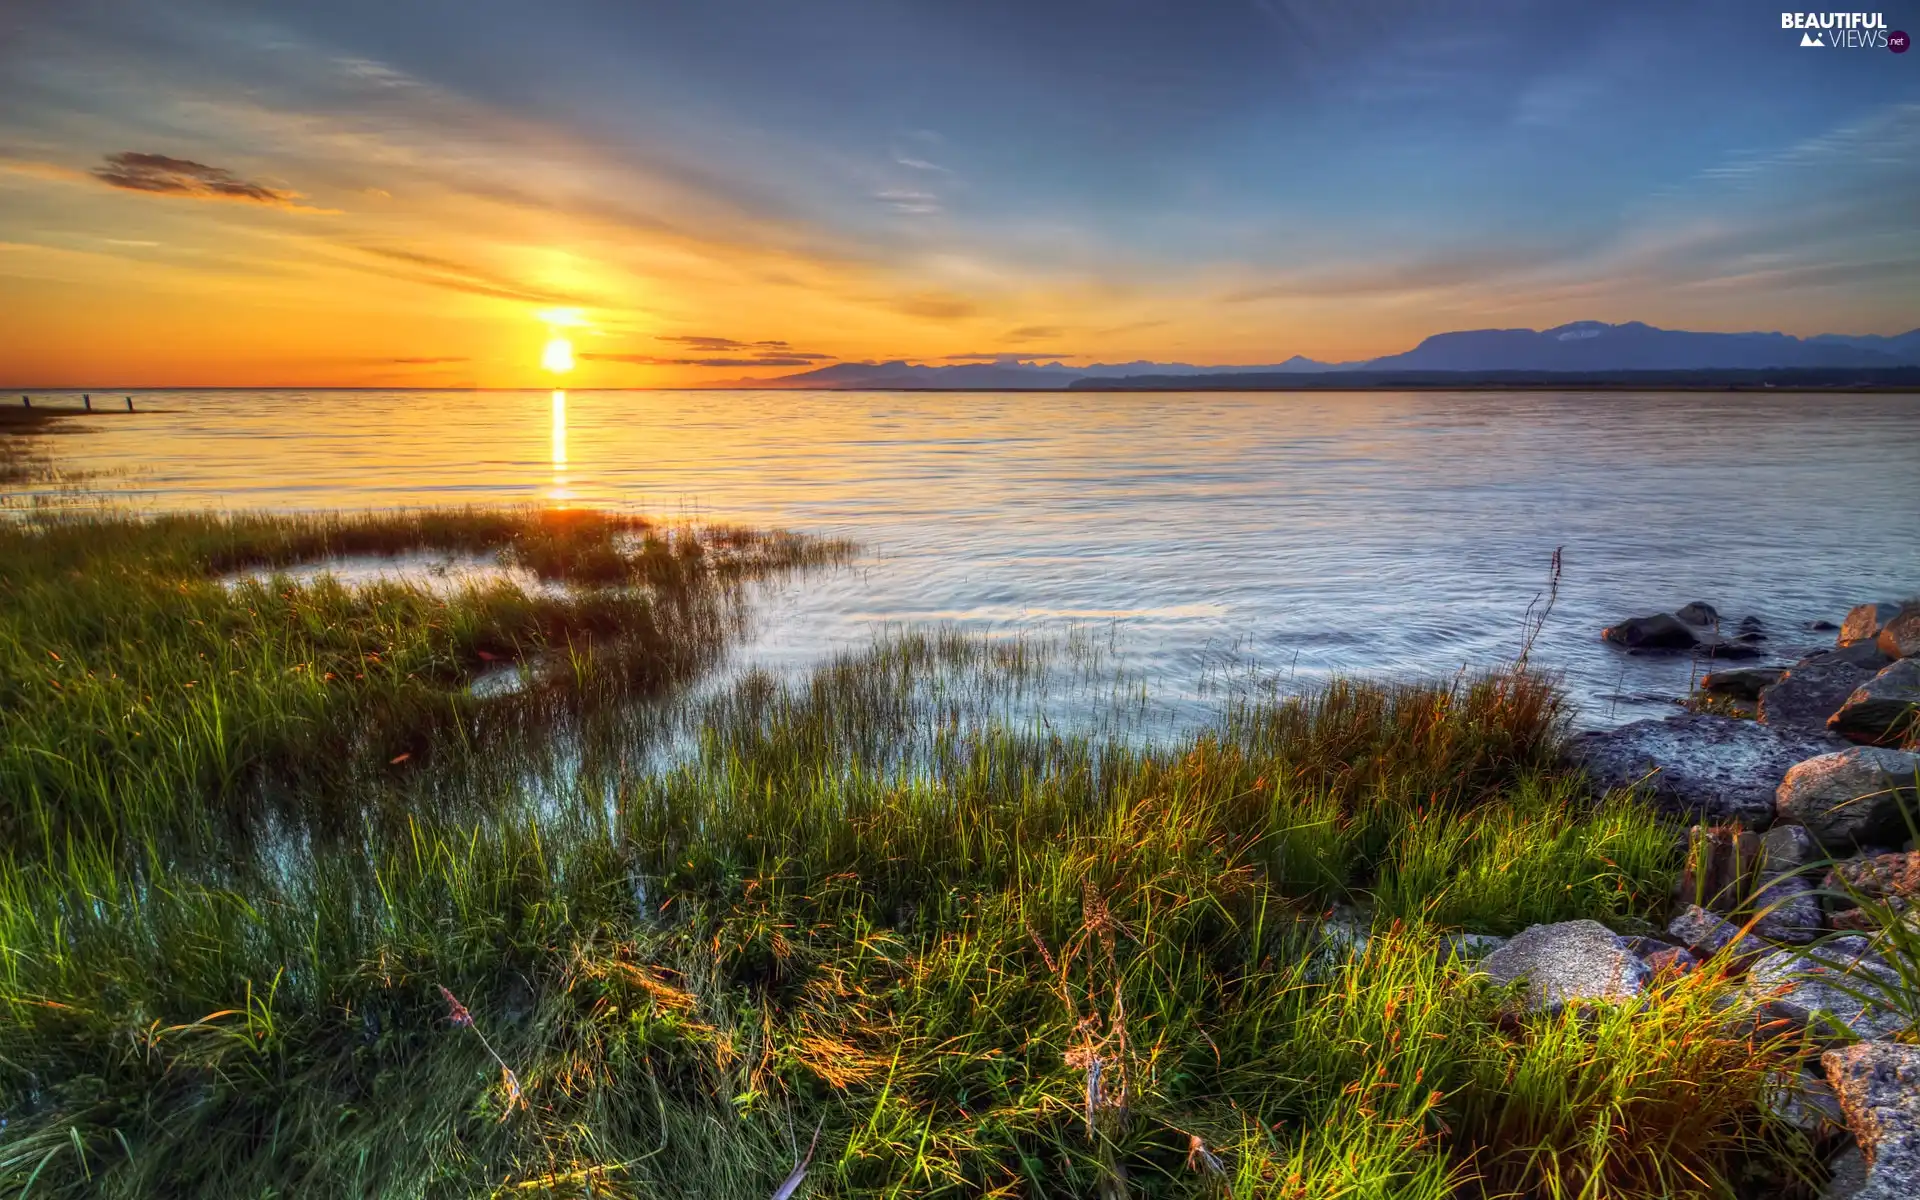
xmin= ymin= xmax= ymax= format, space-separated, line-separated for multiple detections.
xmin=1 ymin=0 xmax=1916 ymax=387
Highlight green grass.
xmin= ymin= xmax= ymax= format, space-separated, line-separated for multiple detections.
xmin=0 ymin=513 xmax=1824 ymax=1199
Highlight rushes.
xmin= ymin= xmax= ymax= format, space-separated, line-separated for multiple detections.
xmin=0 ymin=513 xmax=1814 ymax=1198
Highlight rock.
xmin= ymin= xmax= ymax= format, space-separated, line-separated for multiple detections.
xmin=1643 ymin=945 xmax=1699 ymax=974
xmin=1440 ymin=932 xmax=1505 ymax=963
xmin=1763 ymin=649 xmax=1893 ymax=731
xmin=1821 ymin=642 xmax=1903 ymax=670
xmin=1823 ymin=1042 xmax=1920 ymax=1199
xmin=1676 ymin=601 xmax=1721 ymax=627
xmin=1828 ymin=851 xmax=1920 ymax=903
xmin=1748 ymin=874 xmax=1825 ymax=944
xmin=1667 ymin=904 xmax=1771 ymax=961
xmin=1811 ymin=619 xmax=1841 ymax=633
xmin=1604 ymin=612 xmax=1703 ymax=650
xmin=1697 ymin=637 xmax=1766 ymax=661
xmin=1762 ymin=823 xmax=1821 ymax=876
xmin=1832 ymin=906 xmax=1902 ymax=933
xmin=1480 ymin=920 xmax=1650 ymax=1011
xmin=1843 ymin=603 xmax=1906 ymax=648
xmin=1316 ymin=905 xmax=1371 ymax=962
xmin=1877 ymin=606 xmax=1920 ymax=660
xmin=1776 ymin=748 xmax=1920 ymax=848
xmin=1569 ymin=714 xmax=1846 ymax=827
xmin=1769 ymin=1069 xmax=1850 ymax=1136
xmin=1702 ymin=666 xmax=1785 ymax=700
xmin=1830 ymin=659 xmax=1920 ymax=748
xmin=1751 ymin=938 xmax=1906 ymax=1041
xmin=1677 ymin=824 xmax=1764 ymax=910
xmin=1825 ymin=1146 xmax=1869 ymax=1200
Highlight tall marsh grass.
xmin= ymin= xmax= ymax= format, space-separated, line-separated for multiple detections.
xmin=0 ymin=515 xmax=1821 ymax=1198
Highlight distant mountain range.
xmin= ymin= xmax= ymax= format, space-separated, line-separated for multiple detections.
xmin=709 ymin=321 xmax=1920 ymax=389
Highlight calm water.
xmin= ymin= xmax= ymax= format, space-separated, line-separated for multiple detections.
xmin=12 ymin=388 xmax=1920 ymax=729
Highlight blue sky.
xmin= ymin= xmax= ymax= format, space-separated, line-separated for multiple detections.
xmin=1 ymin=0 xmax=1916 ymax=384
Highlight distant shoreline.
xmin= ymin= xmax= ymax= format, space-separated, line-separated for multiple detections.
xmin=5 ymin=375 xmax=1920 ymax=396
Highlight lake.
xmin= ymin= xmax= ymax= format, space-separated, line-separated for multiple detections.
xmin=10 ymin=387 xmax=1920 ymax=729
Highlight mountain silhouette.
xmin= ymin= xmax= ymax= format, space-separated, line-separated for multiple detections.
xmin=710 ymin=322 xmax=1920 ymax=389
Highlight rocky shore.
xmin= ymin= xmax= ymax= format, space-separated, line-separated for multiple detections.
xmin=1471 ymin=599 xmax=1920 ymax=1197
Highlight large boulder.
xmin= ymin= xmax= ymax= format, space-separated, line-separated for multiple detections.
xmin=1843 ymin=603 xmax=1906 ymax=648
xmin=1823 ymin=1042 xmax=1920 ymax=1200
xmin=1569 ymin=713 xmax=1846 ymax=827
xmin=1751 ymin=938 xmax=1907 ymax=1041
xmin=1762 ymin=646 xmax=1894 ymax=730
xmin=1776 ymin=748 xmax=1920 ymax=847
xmin=1702 ymin=666 xmax=1785 ymax=701
xmin=1879 ymin=606 xmax=1920 ymax=660
xmin=1831 ymin=659 xmax=1920 ymax=748
xmin=1480 ymin=920 xmax=1650 ymax=1011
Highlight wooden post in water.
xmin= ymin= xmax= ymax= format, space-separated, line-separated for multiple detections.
xmin=126 ymin=396 xmax=134 ymax=412
xmin=84 ymin=394 xmax=92 ymax=410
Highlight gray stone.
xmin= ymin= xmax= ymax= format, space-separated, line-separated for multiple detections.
xmin=1879 ymin=606 xmax=1920 ymax=661
xmin=1603 ymin=612 xmax=1700 ymax=650
xmin=1439 ymin=932 xmax=1505 ymax=963
xmin=1815 ymin=642 xmax=1903 ymax=671
xmin=1481 ymin=920 xmax=1650 ymax=1011
xmin=1701 ymin=666 xmax=1785 ymax=700
xmin=1769 ymin=1069 xmax=1849 ymax=1136
xmin=1676 ymin=601 xmax=1720 ymax=627
xmin=1826 ymin=1145 xmax=1870 ymax=1200
xmin=1763 ymin=649 xmax=1892 ymax=731
xmin=1776 ymin=748 xmax=1920 ymax=848
xmin=1568 ymin=713 xmax=1846 ymax=827
xmin=1762 ymin=823 xmax=1822 ymax=875
xmin=1830 ymin=659 xmax=1920 ymax=748
xmin=1751 ymin=938 xmax=1907 ymax=1041
xmin=1668 ymin=903 xmax=1771 ymax=961
xmin=1843 ymin=603 xmax=1906 ymax=648
xmin=1823 ymin=1042 xmax=1920 ymax=1200
xmin=1748 ymin=874 xmax=1825 ymax=944
xmin=1316 ymin=905 xmax=1370 ymax=962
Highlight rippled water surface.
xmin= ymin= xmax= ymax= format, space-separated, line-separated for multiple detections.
xmin=13 ymin=387 xmax=1920 ymax=728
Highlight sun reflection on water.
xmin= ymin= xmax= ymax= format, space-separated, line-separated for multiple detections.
xmin=549 ymin=389 xmax=568 ymax=504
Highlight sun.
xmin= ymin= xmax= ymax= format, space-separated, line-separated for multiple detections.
xmin=541 ymin=335 xmax=575 ymax=374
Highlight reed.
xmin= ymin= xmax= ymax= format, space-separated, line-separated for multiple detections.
xmin=0 ymin=513 xmax=1819 ymax=1199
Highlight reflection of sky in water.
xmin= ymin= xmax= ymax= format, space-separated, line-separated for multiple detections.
xmin=14 ymin=387 xmax=1920 ymax=729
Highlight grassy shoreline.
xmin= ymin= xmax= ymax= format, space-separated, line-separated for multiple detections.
xmin=0 ymin=509 xmax=1829 ymax=1198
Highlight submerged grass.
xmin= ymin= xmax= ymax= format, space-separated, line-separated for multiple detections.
xmin=0 ymin=514 xmax=1822 ymax=1198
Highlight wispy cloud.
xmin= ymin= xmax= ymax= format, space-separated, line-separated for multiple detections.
xmin=581 ymin=353 xmax=822 ymax=368
xmin=875 ymin=188 xmax=941 ymax=215
xmin=346 ymin=245 xmax=590 ymax=305
xmin=90 ymin=151 xmax=328 ymax=211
